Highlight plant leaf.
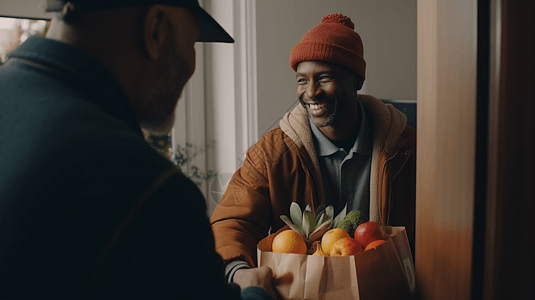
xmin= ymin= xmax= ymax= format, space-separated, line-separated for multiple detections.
xmin=302 ymin=210 xmax=316 ymax=238
xmin=280 ymin=215 xmax=303 ymax=235
xmin=315 ymin=204 xmax=326 ymax=224
xmin=308 ymin=219 xmax=332 ymax=242
xmin=316 ymin=213 xmax=326 ymax=228
xmin=333 ymin=204 xmax=348 ymax=228
xmin=305 ymin=204 xmax=312 ymax=212
xmin=316 ymin=203 xmax=326 ymax=213
xmin=325 ymin=205 xmax=334 ymax=221
xmin=290 ymin=202 xmax=302 ymax=231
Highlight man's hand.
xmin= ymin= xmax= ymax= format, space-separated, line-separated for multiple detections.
xmin=234 ymin=266 xmax=277 ymax=300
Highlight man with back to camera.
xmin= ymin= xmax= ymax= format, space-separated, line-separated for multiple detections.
xmin=0 ymin=0 xmax=275 ymax=299
xmin=210 ymin=13 xmax=416 ymax=288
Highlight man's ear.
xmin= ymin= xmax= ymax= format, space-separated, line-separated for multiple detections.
xmin=142 ymin=5 xmax=169 ymax=61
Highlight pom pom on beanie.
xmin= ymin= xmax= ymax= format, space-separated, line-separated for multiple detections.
xmin=321 ymin=13 xmax=355 ymax=29
xmin=290 ymin=13 xmax=365 ymax=79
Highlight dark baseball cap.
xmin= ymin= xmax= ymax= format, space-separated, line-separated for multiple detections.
xmin=45 ymin=0 xmax=234 ymax=43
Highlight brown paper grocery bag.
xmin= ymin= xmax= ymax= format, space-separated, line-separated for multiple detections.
xmin=257 ymin=226 xmax=415 ymax=300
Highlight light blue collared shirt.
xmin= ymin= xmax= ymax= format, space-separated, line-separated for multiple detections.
xmin=310 ymin=99 xmax=373 ymax=220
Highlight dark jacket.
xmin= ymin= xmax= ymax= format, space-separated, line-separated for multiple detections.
xmin=0 ymin=36 xmax=247 ymax=299
xmin=210 ymin=95 xmax=416 ymax=267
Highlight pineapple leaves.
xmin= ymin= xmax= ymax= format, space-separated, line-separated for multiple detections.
xmin=280 ymin=215 xmax=303 ymax=235
xmin=315 ymin=204 xmax=326 ymax=224
xmin=302 ymin=210 xmax=316 ymax=237
xmin=280 ymin=202 xmax=346 ymax=244
xmin=316 ymin=213 xmax=326 ymax=227
xmin=325 ymin=206 xmax=334 ymax=221
xmin=290 ymin=202 xmax=302 ymax=231
xmin=308 ymin=218 xmax=332 ymax=242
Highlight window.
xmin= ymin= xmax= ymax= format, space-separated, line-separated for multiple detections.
xmin=0 ymin=17 xmax=48 ymax=63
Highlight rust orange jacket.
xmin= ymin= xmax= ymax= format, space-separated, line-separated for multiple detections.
xmin=210 ymin=95 xmax=416 ymax=267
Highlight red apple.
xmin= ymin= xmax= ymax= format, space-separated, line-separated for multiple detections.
xmin=354 ymin=221 xmax=386 ymax=248
xmin=330 ymin=237 xmax=363 ymax=256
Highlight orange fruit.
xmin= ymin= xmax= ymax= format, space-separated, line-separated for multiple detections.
xmin=330 ymin=237 xmax=363 ymax=256
xmin=321 ymin=228 xmax=350 ymax=255
xmin=364 ymin=239 xmax=386 ymax=251
xmin=354 ymin=221 xmax=386 ymax=248
xmin=272 ymin=230 xmax=307 ymax=254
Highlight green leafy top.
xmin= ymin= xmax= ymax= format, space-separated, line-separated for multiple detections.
xmin=280 ymin=203 xmax=347 ymax=246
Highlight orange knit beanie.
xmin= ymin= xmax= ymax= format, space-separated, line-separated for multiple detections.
xmin=290 ymin=13 xmax=366 ymax=79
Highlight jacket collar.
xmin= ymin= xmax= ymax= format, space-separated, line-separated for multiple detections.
xmin=359 ymin=95 xmax=408 ymax=156
xmin=6 ymin=35 xmax=142 ymax=136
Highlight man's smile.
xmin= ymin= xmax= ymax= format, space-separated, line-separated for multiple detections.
xmin=307 ymin=102 xmax=330 ymax=110
xmin=304 ymin=99 xmax=335 ymax=118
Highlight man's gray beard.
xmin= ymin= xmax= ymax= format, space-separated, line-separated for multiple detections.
xmin=316 ymin=99 xmax=338 ymax=128
xmin=301 ymin=95 xmax=339 ymax=128
xmin=140 ymin=111 xmax=176 ymax=135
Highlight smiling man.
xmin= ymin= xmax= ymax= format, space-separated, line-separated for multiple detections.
xmin=210 ymin=13 xmax=416 ymax=288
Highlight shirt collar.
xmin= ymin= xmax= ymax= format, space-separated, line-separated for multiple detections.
xmin=310 ymin=98 xmax=373 ymax=157
xmin=6 ymin=35 xmax=142 ymax=136
xmin=310 ymin=118 xmax=340 ymax=156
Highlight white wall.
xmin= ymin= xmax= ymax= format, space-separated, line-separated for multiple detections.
xmin=255 ymin=0 xmax=417 ymax=136
xmin=0 ymin=0 xmax=55 ymax=19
